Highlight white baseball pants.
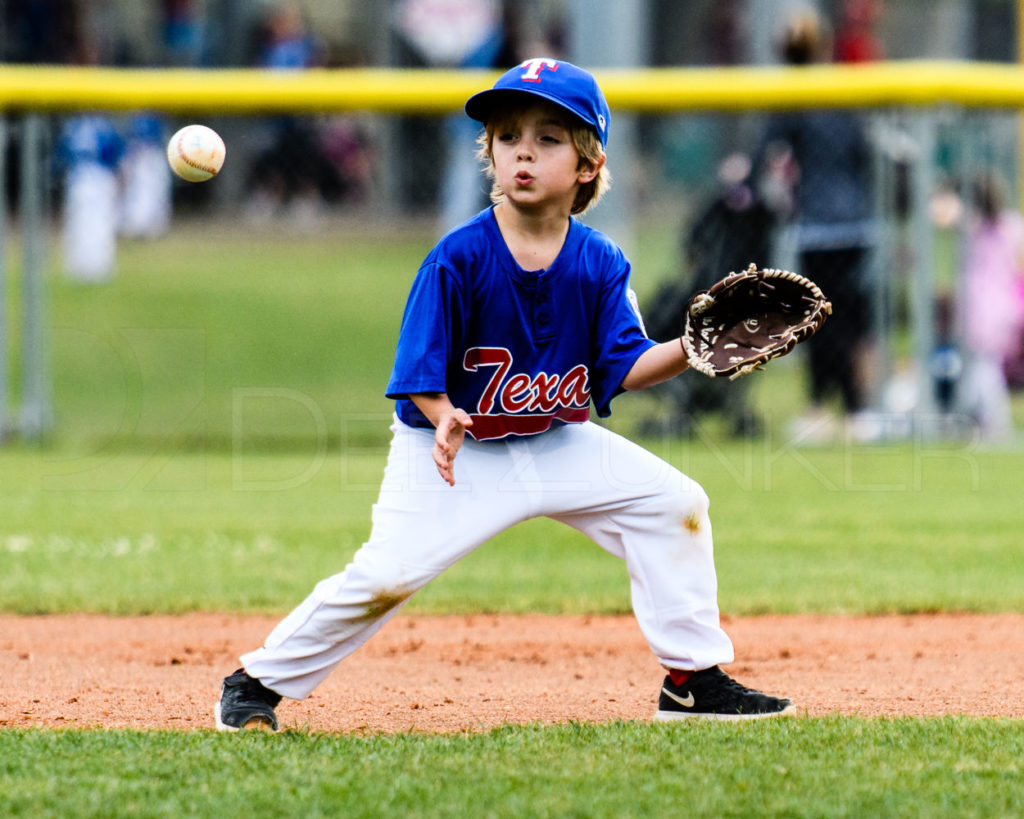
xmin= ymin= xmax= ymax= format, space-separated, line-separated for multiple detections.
xmin=242 ymin=418 xmax=734 ymax=699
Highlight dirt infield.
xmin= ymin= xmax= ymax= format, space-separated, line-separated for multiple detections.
xmin=2 ymin=613 xmax=1022 ymax=732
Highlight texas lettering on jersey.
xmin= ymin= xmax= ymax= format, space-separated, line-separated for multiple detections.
xmin=462 ymin=346 xmax=590 ymax=439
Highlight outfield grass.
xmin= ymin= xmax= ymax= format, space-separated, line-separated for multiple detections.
xmin=38 ymin=226 xmax=417 ymax=451
xmin=2 ymin=719 xmax=1023 ymax=818
xmin=1 ymin=439 xmax=1022 ymax=615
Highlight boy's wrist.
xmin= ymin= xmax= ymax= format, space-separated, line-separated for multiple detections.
xmin=409 ymin=392 xmax=456 ymax=428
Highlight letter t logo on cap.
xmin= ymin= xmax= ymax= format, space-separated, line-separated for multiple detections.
xmin=519 ymin=58 xmax=559 ymax=82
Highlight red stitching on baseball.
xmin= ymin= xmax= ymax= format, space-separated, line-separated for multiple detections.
xmin=174 ymin=134 xmax=219 ymax=175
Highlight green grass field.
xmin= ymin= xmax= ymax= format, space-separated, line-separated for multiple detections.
xmin=2 ymin=224 xmax=1023 ymax=817
xmin=3 ymin=719 xmax=1023 ymax=818
xmin=3 ymin=441 xmax=1023 ymax=617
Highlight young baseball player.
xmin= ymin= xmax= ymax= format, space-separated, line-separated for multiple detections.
xmin=216 ymin=58 xmax=795 ymax=731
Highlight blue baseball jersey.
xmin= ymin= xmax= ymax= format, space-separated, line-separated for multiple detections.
xmin=386 ymin=207 xmax=655 ymax=441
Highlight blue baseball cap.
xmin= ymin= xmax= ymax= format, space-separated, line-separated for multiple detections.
xmin=465 ymin=58 xmax=611 ymax=148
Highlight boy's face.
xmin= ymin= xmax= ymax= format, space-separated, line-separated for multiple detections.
xmin=489 ymin=101 xmax=602 ymax=214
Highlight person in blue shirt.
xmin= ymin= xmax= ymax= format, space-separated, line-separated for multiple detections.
xmin=57 ymin=114 xmax=125 ymax=281
xmin=215 ymin=59 xmax=795 ymax=731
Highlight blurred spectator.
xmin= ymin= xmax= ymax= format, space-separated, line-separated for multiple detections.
xmin=392 ymin=0 xmax=500 ymax=68
xmin=252 ymin=1 xmax=325 ymax=69
xmin=243 ymin=2 xmax=343 ymax=227
xmin=930 ymin=293 xmax=962 ymax=418
xmin=1004 ymin=282 xmax=1024 ymax=390
xmin=394 ymin=0 xmax=504 ymax=231
xmin=755 ymin=8 xmax=877 ymax=441
xmin=317 ymin=116 xmax=375 ymax=206
xmin=119 ymin=113 xmax=172 ymax=240
xmin=392 ymin=0 xmax=555 ymax=231
xmin=160 ymin=0 xmax=205 ymax=66
xmin=642 ymin=154 xmax=775 ymax=437
xmin=2 ymin=0 xmax=86 ymax=64
xmin=834 ymin=0 xmax=883 ymax=64
xmin=57 ymin=114 xmax=125 ymax=282
xmin=958 ymin=172 xmax=1024 ymax=441
xmin=3 ymin=0 xmax=89 ymax=212
xmin=702 ymin=0 xmax=744 ymax=66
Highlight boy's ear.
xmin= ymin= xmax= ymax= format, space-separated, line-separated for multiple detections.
xmin=577 ymin=154 xmax=606 ymax=184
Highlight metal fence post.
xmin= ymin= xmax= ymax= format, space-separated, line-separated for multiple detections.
xmin=0 ymin=116 xmax=8 ymax=440
xmin=19 ymin=113 xmax=52 ymax=441
xmin=910 ymin=110 xmax=938 ymax=421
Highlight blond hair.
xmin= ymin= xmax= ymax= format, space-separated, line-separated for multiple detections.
xmin=475 ymin=104 xmax=611 ymax=215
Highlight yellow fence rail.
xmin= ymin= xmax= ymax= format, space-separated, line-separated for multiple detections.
xmin=3 ymin=60 xmax=1024 ymax=114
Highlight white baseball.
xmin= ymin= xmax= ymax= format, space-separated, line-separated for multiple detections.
xmin=167 ymin=124 xmax=226 ymax=182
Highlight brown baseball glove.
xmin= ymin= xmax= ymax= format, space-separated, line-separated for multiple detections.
xmin=681 ymin=263 xmax=832 ymax=380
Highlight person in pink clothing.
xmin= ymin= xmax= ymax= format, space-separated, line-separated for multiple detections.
xmin=960 ymin=172 xmax=1024 ymax=441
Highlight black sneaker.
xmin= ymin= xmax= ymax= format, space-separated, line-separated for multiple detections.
xmin=655 ymin=666 xmax=795 ymax=721
xmin=214 ymin=668 xmax=283 ymax=732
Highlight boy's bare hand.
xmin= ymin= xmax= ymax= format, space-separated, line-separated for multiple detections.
xmin=433 ymin=409 xmax=474 ymax=486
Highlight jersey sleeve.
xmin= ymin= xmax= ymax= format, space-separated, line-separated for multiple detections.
xmin=588 ymin=256 xmax=656 ymax=417
xmin=385 ymin=261 xmax=464 ymax=399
